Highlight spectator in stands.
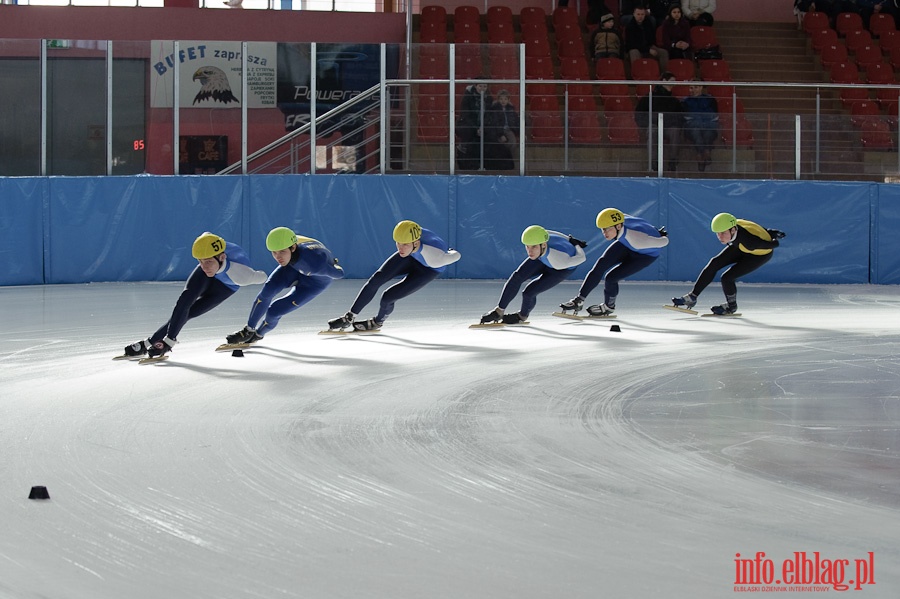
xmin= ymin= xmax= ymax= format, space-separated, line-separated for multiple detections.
xmin=485 ymin=90 xmax=519 ymax=171
xmin=794 ymin=0 xmax=815 ymax=29
xmin=634 ymin=71 xmax=685 ymax=171
xmin=586 ymin=0 xmax=613 ymax=29
xmin=660 ymin=4 xmax=694 ymax=60
xmin=457 ymin=77 xmax=492 ymax=170
xmin=681 ymin=80 xmax=719 ymax=172
xmin=854 ymin=0 xmax=888 ymax=26
xmin=685 ymin=0 xmax=716 ymax=26
xmin=649 ymin=0 xmax=677 ymax=26
xmin=624 ymin=4 xmax=669 ymax=69
xmin=592 ymin=13 xmax=623 ymax=60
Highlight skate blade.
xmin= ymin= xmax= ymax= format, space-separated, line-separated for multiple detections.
xmin=701 ymin=312 xmax=742 ymax=318
xmin=138 ymin=356 xmax=169 ymax=365
xmin=318 ymin=329 xmax=380 ymax=335
xmin=112 ymin=355 xmax=142 ymax=361
xmin=469 ymin=321 xmax=529 ymax=329
xmin=216 ymin=342 xmax=256 ymax=351
xmin=663 ymin=305 xmax=698 ymax=315
xmin=551 ymin=311 xmax=584 ymax=320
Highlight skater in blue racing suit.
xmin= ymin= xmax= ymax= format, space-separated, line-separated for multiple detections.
xmin=560 ymin=208 xmax=669 ymax=316
xmin=226 ymin=227 xmax=344 ymax=344
xmin=480 ymin=225 xmax=587 ymax=325
xmin=122 ymin=232 xmax=268 ymax=359
xmin=327 ymin=220 xmax=462 ymax=331
xmin=671 ymin=212 xmax=784 ymax=315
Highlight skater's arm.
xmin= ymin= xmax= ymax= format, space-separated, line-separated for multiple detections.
xmin=418 ymin=244 xmax=461 ymax=268
xmin=623 ymin=228 xmax=670 ymax=250
xmin=546 ymin=244 xmax=586 ymax=269
xmin=224 ymin=261 xmax=269 ymax=286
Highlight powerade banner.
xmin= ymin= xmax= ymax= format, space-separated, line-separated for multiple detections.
xmin=150 ymin=41 xmax=277 ymax=109
xmin=276 ymin=43 xmax=398 ymax=131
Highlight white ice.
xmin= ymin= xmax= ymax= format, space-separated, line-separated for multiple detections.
xmin=1 ymin=280 xmax=899 ymax=598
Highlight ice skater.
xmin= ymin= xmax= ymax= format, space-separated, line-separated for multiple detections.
xmin=560 ymin=208 xmax=669 ymax=316
xmin=226 ymin=227 xmax=344 ymax=344
xmin=327 ymin=220 xmax=461 ymax=332
xmin=480 ymin=225 xmax=587 ymax=325
xmin=121 ymin=232 xmax=268 ymax=359
xmin=670 ymin=212 xmax=785 ymax=315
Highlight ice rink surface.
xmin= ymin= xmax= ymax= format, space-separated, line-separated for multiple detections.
xmin=2 ymin=279 xmax=899 ymax=598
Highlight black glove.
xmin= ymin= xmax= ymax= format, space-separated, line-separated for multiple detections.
xmin=767 ymin=229 xmax=786 ymax=240
xmin=657 ymin=226 xmax=668 ymax=237
xmin=568 ymin=235 xmax=588 ymax=248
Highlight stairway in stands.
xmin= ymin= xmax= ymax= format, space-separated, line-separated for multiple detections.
xmin=714 ymin=20 xmax=876 ymax=178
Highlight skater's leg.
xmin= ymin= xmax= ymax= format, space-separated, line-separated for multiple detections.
xmin=374 ymin=263 xmax=439 ymax=323
xmin=256 ymin=275 xmax=332 ymax=336
xmin=519 ymin=267 xmax=571 ymax=318
xmin=349 ymin=253 xmax=410 ymax=316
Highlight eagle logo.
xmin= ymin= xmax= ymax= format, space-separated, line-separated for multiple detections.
xmin=192 ymin=66 xmax=240 ymax=105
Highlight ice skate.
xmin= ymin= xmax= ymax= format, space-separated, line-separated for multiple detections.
xmin=328 ymin=312 xmax=354 ymax=331
xmin=708 ymin=303 xmax=740 ymax=316
xmin=226 ymin=325 xmax=261 ymax=345
xmin=501 ymin=313 xmax=527 ymax=325
xmin=586 ymin=303 xmax=616 ymax=317
xmin=352 ymin=318 xmax=383 ymax=332
xmin=479 ymin=308 xmax=503 ymax=324
xmin=558 ymin=297 xmax=584 ymax=314
xmin=115 ymin=339 xmax=150 ymax=360
xmin=664 ymin=293 xmax=699 ymax=315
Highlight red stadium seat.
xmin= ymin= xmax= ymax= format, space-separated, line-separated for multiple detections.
xmin=569 ymin=111 xmax=604 ymax=144
xmin=859 ymin=118 xmax=894 ymax=149
xmin=419 ymin=21 xmax=448 ymax=44
xmin=716 ymin=96 xmax=746 ymax=115
xmin=488 ymin=21 xmax=515 ymax=44
xmin=520 ymin=6 xmax=547 ymax=27
xmin=487 ymin=6 xmax=513 ymax=26
xmin=603 ymin=94 xmax=634 ymax=113
xmin=525 ymin=56 xmax=555 ymax=79
xmin=856 ymin=44 xmax=883 ymax=68
xmin=866 ymin=61 xmax=896 ymax=84
xmin=699 ymin=59 xmax=732 ymax=81
xmin=419 ymin=51 xmax=449 ymax=79
xmin=690 ymin=26 xmax=720 ymax=52
xmin=555 ymin=21 xmax=584 ymax=44
xmin=803 ymin=11 xmax=830 ymax=35
xmin=820 ymin=43 xmax=850 ymax=69
xmin=553 ymin=6 xmax=579 ymax=29
xmin=557 ymin=36 xmax=587 ymax=59
xmin=595 ymin=57 xmax=626 ymax=81
xmin=667 ymin=59 xmax=696 ymax=82
xmin=560 ymin=56 xmax=590 ymax=80
xmin=453 ymin=5 xmax=481 ymax=27
xmin=420 ymin=5 xmax=447 ymax=27
xmin=811 ymin=27 xmax=839 ymax=53
xmin=869 ymin=12 xmax=896 ymax=39
xmin=490 ymin=53 xmax=519 ymax=80
xmin=845 ymin=29 xmax=874 ymax=54
xmin=525 ymin=36 xmax=552 ymax=57
xmin=454 ymin=21 xmax=480 ymax=44
xmin=606 ymin=113 xmax=641 ymax=144
xmin=850 ymin=100 xmax=882 ymax=127
xmin=630 ymin=58 xmax=660 ymax=96
xmin=879 ymin=29 xmax=900 ymax=55
xmin=529 ymin=110 xmax=564 ymax=143
xmin=836 ymin=12 xmax=864 ymax=37
xmin=719 ymin=114 xmax=754 ymax=148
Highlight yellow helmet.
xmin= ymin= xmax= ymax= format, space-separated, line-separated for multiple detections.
xmin=393 ymin=220 xmax=422 ymax=244
xmin=710 ymin=212 xmax=737 ymax=233
xmin=266 ymin=227 xmax=299 ymax=251
xmin=596 ymin=208 xmax=625 ymax=229
xmin=191 ymin=232 xmax=226 ymax=259
xmin=521 ymin=225 xmax=550 ymax=246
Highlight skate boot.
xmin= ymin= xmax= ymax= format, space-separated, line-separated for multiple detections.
xmin=352 ymin=318 xmax=383 ymax=331
xmin=711 ymin=302 xmax=738 ymax=315
xmin=147 ymin=336 xmax=175 ymax=358
xmin=226 ymin=325 xmax=261 ymax=345
xmin=328 ymin=311 xmax=354 ymax=331
xmin=559 ymin=297 xmax=584 ymax=314
xmin=124 ymin=339 xmax=150 ymax=357
xmin=480 ymin=308 xmax=503 ymax=324
xmin=671 ymin=293 xmax=697 ymax=309
xmin=501 ymin=312 xmax=525 ymax=325
xmin=586 ymin=303 xmax=615 ymax=317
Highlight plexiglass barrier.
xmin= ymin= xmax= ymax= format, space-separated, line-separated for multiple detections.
xmin=3 ymin=39 xmax=900 ymax=180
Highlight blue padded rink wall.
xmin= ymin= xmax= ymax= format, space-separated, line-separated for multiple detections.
xmin=1 ymin=174 xmax=900 ymax=598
